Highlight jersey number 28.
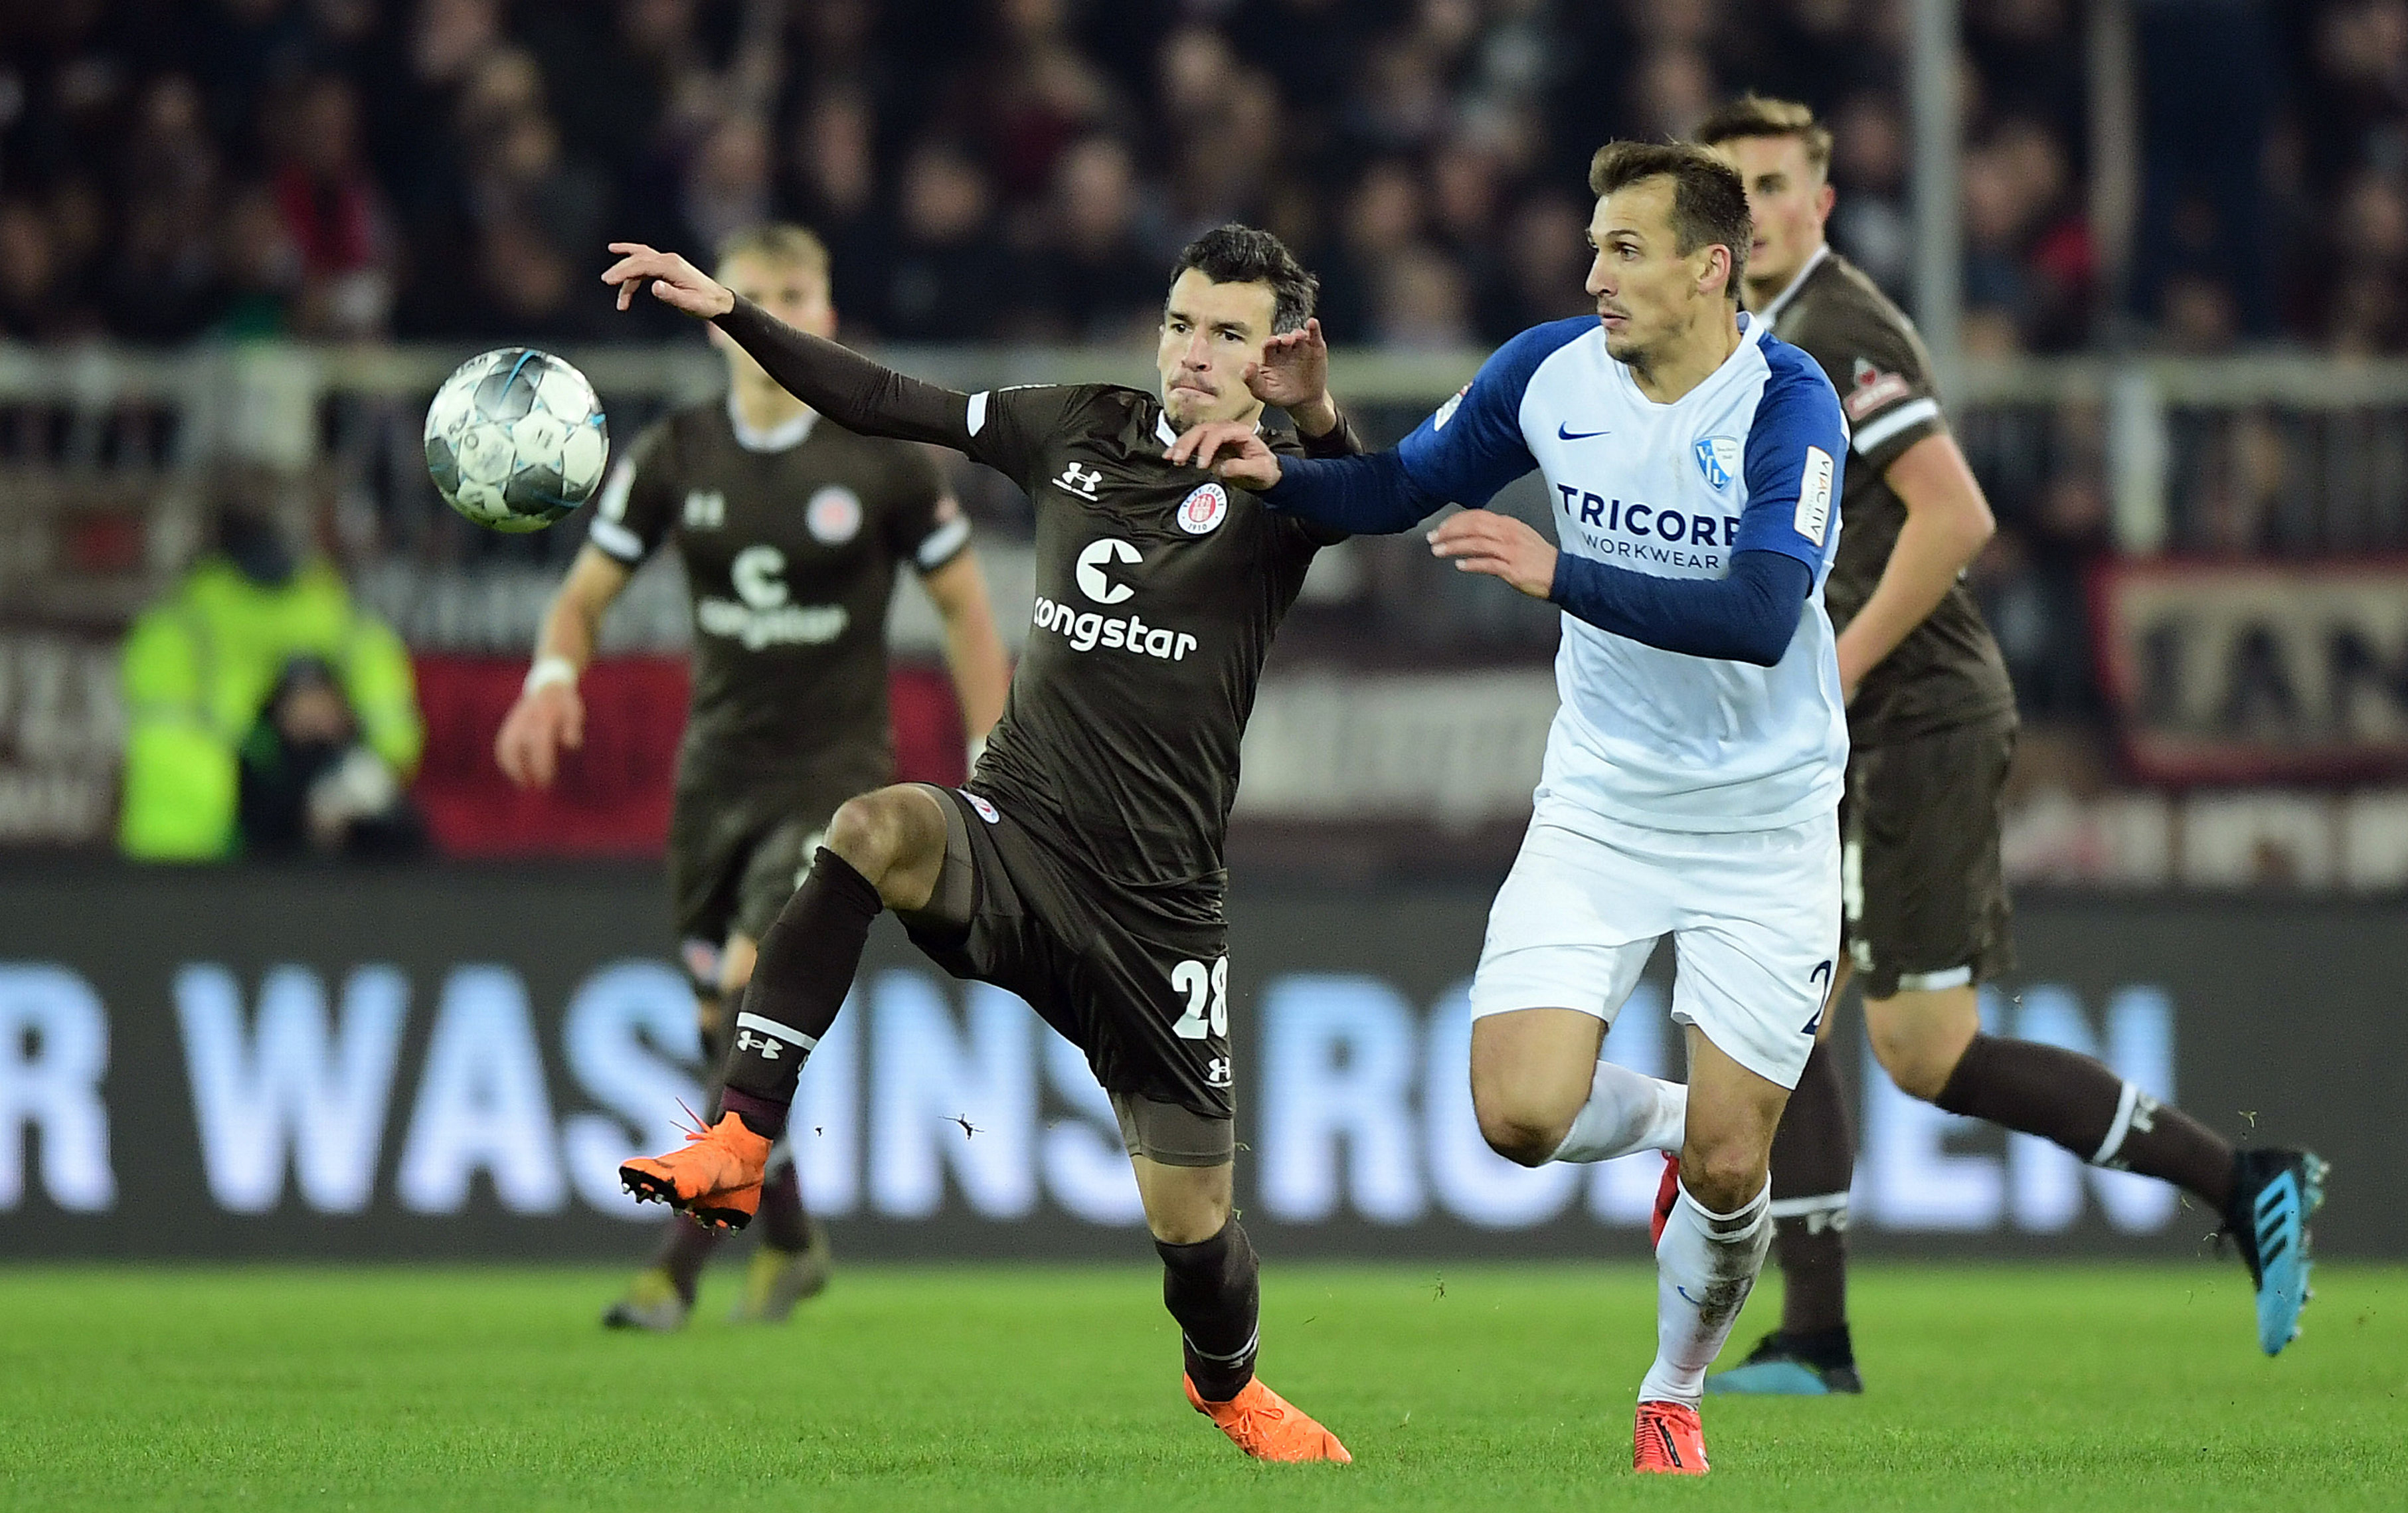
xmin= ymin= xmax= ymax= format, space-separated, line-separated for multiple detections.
xmin=1170 ymin=956 xmax=1229 ymax=1040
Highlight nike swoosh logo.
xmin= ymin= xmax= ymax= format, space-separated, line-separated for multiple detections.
xmin=1557 ymin=424 xmax=1610 ymax=440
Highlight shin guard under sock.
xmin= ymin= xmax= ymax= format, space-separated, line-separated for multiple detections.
xmin=655 ymin=1212 xmax=723 ymax=1305
xmin=1936 ymin=1033 xmax=2235 ymax=1207
xmin=719 ymin=848 xmax=884 ymax=1139
xmin=1769 ymin=1037 xmax=1853 ymax=1338
xmin=754 ymin=1160 xmax=813 ymax=1253
xmin=1639 ymin=1181 xmax=1772 ymax=1407
xmin=1158 ymin=1219 xmax=1261 ymax=1402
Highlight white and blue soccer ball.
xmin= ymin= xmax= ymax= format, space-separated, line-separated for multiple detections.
xmin=424 ymin=347 xmax=610 ymax=533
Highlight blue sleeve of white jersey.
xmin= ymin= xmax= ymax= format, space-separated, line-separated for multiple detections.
xmin=1731 ymin=343 xmax=1848 ymax=571
xmin=1257 ymin=319 xmax=1585 ymax=535
xmin=1394 ymin=318 xmax=1591 ymax=506
xmin=1258 ymin=448 xmax=1443 ymax=536
xmin=1550 ymin=549 xmax=1812 ymax=666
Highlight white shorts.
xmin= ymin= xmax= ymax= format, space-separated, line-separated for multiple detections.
xmin=1469 ymin=800 xmax=1842 ymax=1089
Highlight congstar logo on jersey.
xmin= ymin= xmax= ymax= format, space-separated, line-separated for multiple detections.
xmin=1028 ymin=538 xmax=1200 ymax=662
xmin=695 ymin=544 xmax=850 ymax=650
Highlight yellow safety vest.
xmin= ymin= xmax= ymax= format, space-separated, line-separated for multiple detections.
xmin=117 ymin=557 xmax=422 ymax=859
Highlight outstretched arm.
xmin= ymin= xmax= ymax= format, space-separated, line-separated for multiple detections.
xmin=1173 ymin=320 xmax=1583 ymax=534
xmin=1430 ymin=510 xmax=1814 ymax=666
xmin=1165 ymin=430 xmax=1444 ymax=535
xmin=603 ymin=243 xmax=970 ymax=446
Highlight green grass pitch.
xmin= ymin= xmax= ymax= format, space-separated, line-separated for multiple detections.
xmin=3 ymin=1261 xmax=2400 ymax=1511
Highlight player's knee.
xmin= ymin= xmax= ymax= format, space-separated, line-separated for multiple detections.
xmin=823 ymin=790 xmax=932 ymax=888
xmin=1679 ymin=1140 xmax=1767 ymax=1214
xmin=1146 ymin=1192 xmax=1232 ymax=1246
xmin=1475 ymin=1105 xmax=1567 ymax=1168
xmin=1866 ymin=1013 xmax=1960 ymax=1102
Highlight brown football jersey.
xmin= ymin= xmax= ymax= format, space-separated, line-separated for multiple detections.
xmin=953 ymin=384 xmax=1335 ymax=894
xmin=701 ymin=297 xmax=1359 ymax=900
xmin=587 ymin=396 xmax=968 ymax=792
xmin=1765 ymin=248 xmax=2018 ymax=744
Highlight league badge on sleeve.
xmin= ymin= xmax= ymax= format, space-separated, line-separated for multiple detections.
xmin=1177 ymin=481 xmax=1230 ymax=535
xmin=1432 ymin=384 xmax=1470 ymax=430
xmin=1693 ymin=436 xmax=1741 ymax=492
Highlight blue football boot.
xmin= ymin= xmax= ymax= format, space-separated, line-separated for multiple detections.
xmin=2223 ymin=1148 xmax=2330 ymax=1356
xmin=1707 ymin=1328 xmax=1863 ymax=1395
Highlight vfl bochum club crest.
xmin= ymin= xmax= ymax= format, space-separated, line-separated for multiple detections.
xmin=1693 ymin=435 xmax=1742 ymax=491
xmin=1177 ymin=481 xmax=1230 ymax=535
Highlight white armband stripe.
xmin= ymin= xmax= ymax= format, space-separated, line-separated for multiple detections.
xmin=967 ymin=391 xmax=989 ymax=436
xmin=589 ymin=516 xmax=645 ymax=561
xmin=915 ymin=514 xmax=973 ymax=571
xmin=1850 ymin=397 xmax=1941 ymax=456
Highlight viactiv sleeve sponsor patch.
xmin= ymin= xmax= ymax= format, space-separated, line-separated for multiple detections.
xmin=1793 ymin=445 xmax=1834 ymax=547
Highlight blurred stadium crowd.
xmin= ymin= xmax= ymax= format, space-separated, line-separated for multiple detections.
xmin=2 ymin=0 xmax=2404 ymax=355
xmin=3 ymin=1 xmax=2407 ymax=879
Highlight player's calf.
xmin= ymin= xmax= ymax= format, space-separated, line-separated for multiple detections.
xmin=1158 ymin=1218 xmax=1260 ymax=1402
xmin=709 ymin=792 xmax=950 ymax=1142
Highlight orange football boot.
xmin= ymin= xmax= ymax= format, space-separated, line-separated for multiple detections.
xmin=1649 ymin=1152 xmax=1681 ymax=1248
xmin=1633 ymin=1399 xmax=1708 ymax=1475
xmin=620 ymin=1111 xmax=772 ymax=1231
xmin=1185 ymin=1375 xmax=1353 ymax=1463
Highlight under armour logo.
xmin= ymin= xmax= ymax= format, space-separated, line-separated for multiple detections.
xmin=1206 ymin=1057 xmax=1233 ymax=1088
xmin=735 ymin=1031 xmax=780 ymax=1060
xmin=1055 ymin=462 xmax=1103 ymax=499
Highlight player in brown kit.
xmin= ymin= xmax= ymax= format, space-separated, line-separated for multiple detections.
xmin=1695 ymin=96 xmax=2326 ymax=1389
xmin=495 ymin=224 xmax=1011 ymax=1332
xmin=604 ymin=224 xmax=1358 ymax=1462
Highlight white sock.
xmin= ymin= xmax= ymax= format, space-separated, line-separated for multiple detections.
xmin=1548 ymin=1059 xmax=1687 ymax=1163
xmin=1637 ymin=1178 xmax=1772 ymax=1407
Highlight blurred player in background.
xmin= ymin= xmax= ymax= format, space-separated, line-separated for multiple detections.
xmin=603 ymin=224 xmax=1359 ymax=1462
xmin=1181 ymin=141 xmax=1849 ymax=1476
xmin=1695 ymin=96 xmax=2328 ymax=1389
xmin=495 ymin=224 xmax=1011 ymax=1332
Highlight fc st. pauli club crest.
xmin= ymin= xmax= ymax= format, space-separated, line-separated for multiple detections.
xmin=1177 ymin=481 xmax=1229 ymax=534
xmin=1693 ymin=435 xmax=1741 ymax=491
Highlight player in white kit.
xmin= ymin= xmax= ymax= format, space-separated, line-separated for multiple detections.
xmin=1174 ymin=141 xmax=1848 ymax=1475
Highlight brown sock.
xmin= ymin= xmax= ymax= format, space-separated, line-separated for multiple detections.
xmin=654 ymin=1212 xmax=723 ymax=1305
xmin=1769 ymin=1037 xmax=1853 ymax=1338
xmin=754 ymin=1162 xmax=814 ymax=1253
xmin=1936 ymin=1034 xmax=2235 ymax=1207
xmin=1158 ymin=1219 xmax=1260 ymax=1402
xmin=721 ymin=848 xmax=885 ymax=1138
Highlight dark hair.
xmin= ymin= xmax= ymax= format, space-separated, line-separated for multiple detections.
xmin=1169 ymin=224 xmax=1319 ymax=333
xmin=1587 ymin=141 xmax=1753 ymax=302
xmin=1693 ymin=94 xmax=1834 ymax=178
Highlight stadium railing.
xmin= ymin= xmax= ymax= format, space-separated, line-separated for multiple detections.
xmin=4 ymin=343 xmax=2406 ymax=882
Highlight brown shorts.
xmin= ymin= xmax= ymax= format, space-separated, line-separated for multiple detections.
xmin=668 ymin=776 xmax=857 ymax=971
xmin=1841 ymin=719 xmax=2018 ymax=1000
xmin=897 ymin=786 xmax=1237 ymax=1128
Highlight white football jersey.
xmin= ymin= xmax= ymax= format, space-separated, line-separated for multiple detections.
xmin=1397 ymin=314 xmax=1850 ymax=832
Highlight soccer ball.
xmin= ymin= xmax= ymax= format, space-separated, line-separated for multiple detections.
xmin=424 ymin=348 xmax=610 ymax=533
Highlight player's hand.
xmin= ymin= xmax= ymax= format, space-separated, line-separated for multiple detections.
xmin=1167 ymin=421 xmax=1284 ymax=490
xmin=1244 ymin=318 xmax=1333 ymax=426
xmin=602 ymin=242 xmax=735 ymax=319
xmin=1428 ymin=509 xmax=1559 ymax=600
xmin=495 ymin=682 xmax=585 ymax=789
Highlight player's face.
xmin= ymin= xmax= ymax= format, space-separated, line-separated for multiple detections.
xmin=1158 ymin=270 xmax=1279 ymax=428
xmin=711 ymin=254 xmax=837 ymax=381
xmin=1584 ymin=178 xmax=1729 ymax=368
xmin=1713 ymin=135 xmax=1834 ymax=304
